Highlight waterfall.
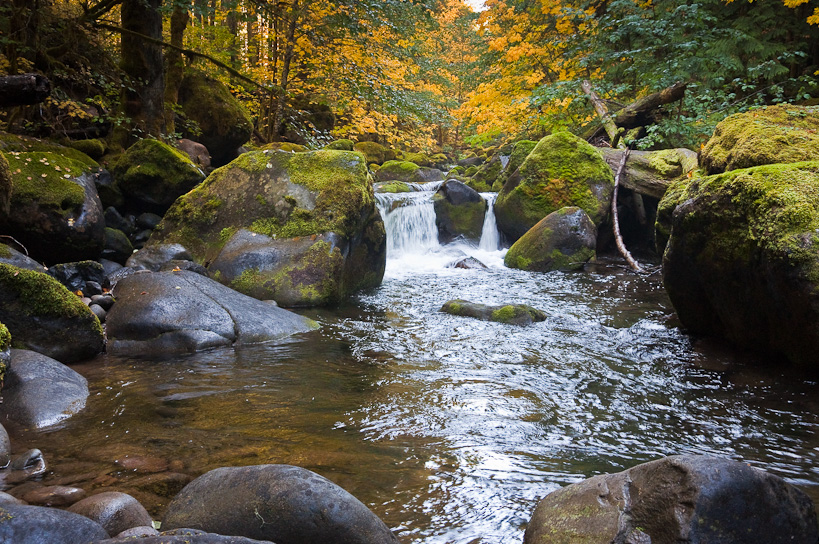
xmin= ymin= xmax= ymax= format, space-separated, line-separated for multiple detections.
xmin=478 ymin=193 xmax=501 ymax=251
xmin=375 ymin=182 xmax=443 ymax=257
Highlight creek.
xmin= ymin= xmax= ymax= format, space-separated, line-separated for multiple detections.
xmin=8 ymin=183 xmax=819 ymax=543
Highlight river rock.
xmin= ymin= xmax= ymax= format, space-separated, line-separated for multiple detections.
xmin=0 ymin=503 xmax=108 ymax=543
xmin=495 ymin=131 xmax=614 ymax=242
xmin=126 ymin=244 xmax=194 ymax=271
xmin=22 ymin=485 xmax=86 ymax=507
xmin=0 ymin=243 xmax=45 ymax=271
xmin=600 ymin=147 xmax=698 ymax=199
xmin=69 ymin=491 xmax=153 ymax=537
xmin=467 ymin=153 xmax=504 ymax=192
xmin=353 ymin=141 xmax=395 ymax=165
xmin=162 ymin=464 xmax=399 ymax=544
xmin=98 ymin=528 xmax=275 ymax=543
xmin=0 ymin=349 xmax=89 ymax=428
xmin=451 ymin=256 xmax=487 ymax=269
xmin=523 ymin=455 xmax=818 ymax=544
xmin=0 ymin=491 xmax=24 ymax=505
xmin=0 ymin=152 xmax=105 ymax=264
xmin=375 ymin=160 xmax=425 ymax=184
xmin=657 ymin=161 xmax=819 ymax=367
xmin=47 ymin=260 xmax=107 ymax=294
xmin=178 ymin=69 xmax=253 ymax=166
xmin=113 ymin=139 xmax=205 ymax=215
xmin=441 ymin=299 xmax=547 ymax=326
xmin=0 ymin=421 xmax=10 ymax=467
xmin=433 ymin=179 xmax=486 ymax=244
xmin=0 ymin=264 xmax=104 ymax=363
xmin=504 ymin=207 xmax=596 ymax=272
xmin=106 ymin=270 xmax=317 ymax=356
xmin=177 ymin=139 xmax=211 ymax=170
xmin=701 ymin=104 xmax=819 ymax=174
xmin=149 ymin=149 xmax=386 ymax=307
xmin=102 ymin=227 xmax=134 ymax=263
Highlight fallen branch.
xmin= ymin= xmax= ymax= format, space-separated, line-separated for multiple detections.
xmin=612 ymin=82 xmax=687 ymax=129
xmin=581 ymin=80 xmax=624 ymax=149
xmin=612 ymin=149 xmax=644 ymax=273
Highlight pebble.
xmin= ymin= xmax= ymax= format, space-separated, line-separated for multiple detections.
xmin=22 ymin=485 xmax=86 ymax=506
xmin=89 ymin=304 xmax=106 ymax=322
xmin=91 ymin=294 xmax=115 ymax=310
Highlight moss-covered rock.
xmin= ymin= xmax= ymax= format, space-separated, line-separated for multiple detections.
xmin=658 ymin=160 xmax=819 ymax=367
xmin=1 ymin=152 xmax=105 ymax=263
xmin=0 ymin=132 xmax=99 ymax=168
xmin=113 ymin=139 xmax=205 ymax=214
xmin=466 ymin=154 xmax=503 ymax=193
xmin=0 ymin=264 xmax=104 ymax=363
xmin=495 ymin=132 xmax=614 ymax=242
xmin=701 ymin=105 xmax=819 ymax=174
xmin=68 ymin=139 xmax=106 ymax=160
xmin=0 ymin=321 xmax=9 ymax=389
xmin=401 ymin=151 xmax=431 ymax=167
xmin=151 ymin=149 xmax=386 ymax=306
xmin=374 ymin=181 xmax=412 ymax=193
xmin=504 ymin=207 xmax=596 ymax=272
xmin=441 ymin=299 xmax=547 ymax=326
xmin=0 ymin=151 xmax=10 ymax=215
xmin=325 ymin=139 xmax=355 ymax=151
xmin=601 ymin=148 xmax=698 ymax=201
xmin=374 ymin=160 xmax=422 ymax=184
xmin=432 ymin=180 xmax=486 ymax=244
xmin=259 ymin=142 xmax=308 ymax=153
xmin=178 ymin=69 xmax=253 ymax=166
xmin=353 ymin=141 xmax=395 ymax=165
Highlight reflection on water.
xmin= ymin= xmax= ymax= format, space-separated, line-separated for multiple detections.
xmin=8 ymin=253 xmax=819 ymax=543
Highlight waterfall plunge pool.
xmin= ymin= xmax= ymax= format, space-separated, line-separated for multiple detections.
xmin=7 ymin=184 xmax=819 ymax=543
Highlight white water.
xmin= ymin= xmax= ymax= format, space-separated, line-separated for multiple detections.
xmin=375 ymin=183 xmax=507 ymax=279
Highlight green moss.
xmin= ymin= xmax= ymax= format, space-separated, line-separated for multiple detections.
xmin=402 ymin=151 xmax=431 ymax=167
xmin=464 ymin=166 xmax=479 ymax=177
xmin=0 ymin=132 xmax=99 ymax=167
xmin=375 ymin=181 xmax=411 ymax=193
xmin=5 ymin=152 xmax=91 ymax=216
xmin=325 ymin=139 xmax=355 ymax=151
xmin=375 ymin=160 xmax=421 ymax=183
xmin=0 ymin=322 xmax=10 ymax=351
xmin=353 ymin=141 xmax=394 ymax=165
xmin=648 ymin=149 xmax=693 ymax=178
xmin=68 ymin=139 xmax=105 ymax=160
xmin=260 ymin=142 xmax=308 ymax=153
xmin=491 ymin=305 xmax=517 ymax=323
xmin=701 ymin=105 xmax=819 ymax=174
xmin=0 ymin=244 xmax=10 ymax=258
xmin=113 ymin=138 xmax=204 ymax=200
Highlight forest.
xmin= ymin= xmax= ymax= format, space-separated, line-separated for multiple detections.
xmin=2 ymin=0 xmax=818 ymax=153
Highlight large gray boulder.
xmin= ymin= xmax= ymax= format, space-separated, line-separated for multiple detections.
xmin=0 ymin=264 xmax=104 ymax=363
xmin=162 ymin=464 xmax=399 ymax=544
xmin=97 ymin=528 xmax=275 ymax=543
xmin=0 ymin=349 xmax=89 ymax=428
xmin=106 ymin=270 xmax=317 ymax=356
xmin=524 ymin=455 xmax=818 ymax=544
xmin=432 ymin=179 xmax=486 ymax=244
xmin=0 ymin=503 xmax=108 ymax=543
xmin=0 ymin=243 xmax=45 ymax=271
xmin=504 ymin=207 xmax=596 ymax=272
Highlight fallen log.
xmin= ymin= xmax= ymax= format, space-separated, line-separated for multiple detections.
xmin=581 ymin=80 xmax=624 ymax=149
xmin=0 ymin=74 xmax=51 ymax=107
xmin=599 ymin=148 xmax=697 ymax=200
xmin=612 ymin=149 xmax=644 ymax=273
xmin=612 ymin=82 xmax=687 ymax=129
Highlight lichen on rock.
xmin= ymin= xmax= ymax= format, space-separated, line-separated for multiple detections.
xmin=504 ymin=206 xmax=597 ymax=272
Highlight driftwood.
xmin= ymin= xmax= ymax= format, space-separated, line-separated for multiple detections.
xmin=599 ymin=148 xmax=697 ymax=200
xmin=611 ymin=149 xmax=644 ymax=273
xmin=0 ymin=74 xmax=51 ymax=107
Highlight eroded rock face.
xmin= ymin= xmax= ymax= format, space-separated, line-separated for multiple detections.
xmin=433 ymin=180 xmax=486 ymax=244
xmin=656 ymin=161 xmax=819 ymax=367
xmin=162 ymin=464 xmax=400 ymax=544
xmin=495 ymin=132 xmax=614 ymax=243
xmin=106 ymin=270 xmax=317 ymax=356
xmin=504 ymin=207 xmax=596 ymax=272
xmin=701 ymin=104 xmax=819 ymax=174
xmin=150 ymin=149 xmax=386 ymax=307
xmin=523 ymin=455 xmax=818 ymax=544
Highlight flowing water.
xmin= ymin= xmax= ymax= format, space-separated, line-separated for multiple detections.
xmin=7 ymin=183 xmax=819 ymax=543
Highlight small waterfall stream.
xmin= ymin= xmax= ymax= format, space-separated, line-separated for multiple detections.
xmin=478 ymin=192 xmax=501 ymax=251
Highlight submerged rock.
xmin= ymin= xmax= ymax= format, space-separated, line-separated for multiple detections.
xmin=657 ymin=161 xmax=819 ymax=367
xmin=523 ymin=455 xmax=818 ymax=544
xmin=701 ymin=104 xmax=819 ymax=174
xmin=0 ymin=503 xmax=108 ymax=543
xmin=504 ymin=207 xmax=596 ymax=272
xmin=0 ymin=349 xmax=90 ymax=429
xmin=495 ymin=131 xmax=613 ymax=242
xmin=162 ymin=464 xmax=399 ymax=544
xmin=433 ymin=179 xmax=486 ymax=244
xmin=441 ymin=299 xmax=546 ymax=326
xmin=68 ymin=491 xmax=153 ymax=537
xmin=106 ymin=270 xmax=317 ymax=356
xmin=0 ymin=264 xmax=104 ymax=363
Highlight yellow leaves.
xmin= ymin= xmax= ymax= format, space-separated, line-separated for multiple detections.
xmin=809 ymin=7 xmax=819 ymax=24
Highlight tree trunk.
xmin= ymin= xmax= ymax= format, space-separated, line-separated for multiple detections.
xmin=612 ymin=82 xmax=687 ymax=129
xmin=581 ymin=79 xmax=623 ymax=149
xmin=120 ymin=0 xmax=165 ymax=139
xmin=0 ymin=74 xmax=51 ymax=106
xmin=271 ymin=0 xmax=301 ymax=142
xmin=164 ymin=2 xmax=190 ymax=134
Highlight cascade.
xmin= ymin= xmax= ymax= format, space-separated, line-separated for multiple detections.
xmin=478 ymin=193 xmax=501 ymax=251
xmin=375 ymin=181 xmax=443 ymax=257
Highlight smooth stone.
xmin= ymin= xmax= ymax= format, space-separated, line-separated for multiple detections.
xmin=0 ymin=243 xmax=45 ymax=272
xmin=98 ymin=528 xmax=275 ymax=543
xmin=0 ymin=423 xmax=10 ymax=467
xmin=126 ymin=244 xmax=193 ymax=272
xmin=136 ymin=212 xmax=163 ymax=230
xmin=115 ymin=455 xmax=169 ymax=473
xmin=451 ymin=257 xmax=487 ymax=269
xmin=68 ymin=491 xmax=153 ymax=537
xmin=114 ymin=525 xmax=160 ymax=538
xmin=0 ymin=491 xmax=25 ymax=505
xmin=0 ymin=503 xmax=108 ymax=543
xmin=89 ymin=304 xmax=106 ymax=321
xmin=46 ymin=260 xmax=106 ymax=294
xmin=91 ymin=294 xmax=115 ymax=311
xmin=22 ymin=485 xmax=86 ymax=507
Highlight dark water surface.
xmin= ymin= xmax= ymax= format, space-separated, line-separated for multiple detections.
xmin=8 ymin=253 xmax=819 ymax=544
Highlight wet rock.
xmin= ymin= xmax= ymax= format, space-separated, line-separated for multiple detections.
xmin=98 ymin=528 xmax=275 ymax=543
xmin=177 ymin=139 xmax=211 ymax=170
xmin=458 ymin=156 xmax=483 ymax=168
xmin=440 ymin=299 xmax=547 ymax=326
xmin=0 ymin=265 xmax=104 ymax=363
xmin=22 ymin=485 xmax=86 ymax=507
xmin=0 ymin=243 xmax=45 ymax=272
xmin=102 ymin=227 xmax=134 ymax=264
xmin=89 ymin=304 xmax=106 ymax=321
xmin=100 ymin=258 xmax=124 ymax=277
xmin=0 ymin=491 xmax=24 ymax=505
xmin=46 ymin=260 xmax=107 ymax=295
xmin=158 ymin=259 xmax=208 ymax=277
xmin=451 ymin=256 xmax=487 ymax=269
xmin=106 ymin=270 xmax=317 ymax=356
xmin=91 ymin=294 xmax=115 ymax=311
xmin=0 ymin=350 xmax=89 ymax=428
xmin=137 ymin=212 xmax=162 ymax=230
xmin=115 ymin=455 xmax=169 ymax=473
xmin=162 ymin=464 xmax=399 ymax=544
xmin=0 ymin=503 xmax=108 ymax=542
xmin=69 ymin=491 xmax=153 ymax=537
xmin=0 ymin=423 xmax=9 ymax=467
xmin=114 ymin=525 xmax=160 ymax=538
xmin=10 ymin=449 xmax=46 ymax=472
xmin=433 ymin=180 xmax=486 ymax=244
xmin=504 ymin=207 xmax=596 ymax=272
xmin=126 ymin=244 xmax=193 ymax=271
xmin=125 ymin=472 xmax=193 ymax=497
xmin=104 ymin=206 xmax=131 ymax=233
xmin=523 ymin=455 xmax=818 ymax=544
xmin=495 ymin=131 xmax=614 ymax=243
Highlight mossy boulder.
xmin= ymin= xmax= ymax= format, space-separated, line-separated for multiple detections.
xmin=178 ymin=69 xmax=254 ymax=166
xmin=325 ymin=139 xmax=355 ymax=151
xmin=432 ymin=180 xmax=486 ymax=244
xmin=374 ymin=160 xmax=423 ymax=184
xmin=495 ymin=132 xmax=614 ymax=242
xmin=113 ymin=139 xmax=205 ymax=215
xmin=400 ymin=151 xmax=431 ymax=167
xmin=353 ymin=141 xmax=395 ymax=165
xmin=658 ymin=160 xmax=819 ymax=367
xmin=0 ymin=243 xmax=45 ymax=271
xmin=504 ymin=207 xmax=596 ymax=272
xmin=0 ymin=264 xmax=104 ymax=363
xmin=0 ymin=151 xmax=105 ymax=264
xmin=0 ymin=151 xmax=10 ymax=215
xmin=259 ymin=142 xmax=309 ymax=153
xmin=151 ymin=150 xmax=386 ymax=307
xmin=467 ymin=153 xmax=505 ymax=192
xmin=0 ymin=322 xmax=9 ymax=390
xmin=524 ymin=455 xmax=818 ymax=544
xmin=441 ymin=299 xmax=547 ymax=326
xmin=374 ymin=181 xmax=412 ymax=193
xmin=601 ymin=148 xmax=698 ymax=200
xmin=0 ymin=132 xmax=99 ymax=168
xmin=67 ymin=139 xmax=106 ymax=160
xmin=701 ymin=105 xmax=819 ymax=174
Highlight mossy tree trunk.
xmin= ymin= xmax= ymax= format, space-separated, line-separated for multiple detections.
xmin=165 ymin=1 xmax=191 ymax=135
xmin=120 ymin=0 xmax=165 ymax=141
xmin=269 ymin=0 xmax=302 ymax=142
